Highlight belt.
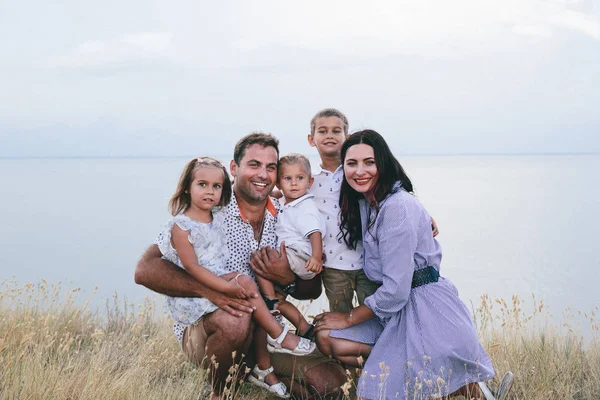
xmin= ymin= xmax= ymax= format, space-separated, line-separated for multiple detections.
xmin=411 ymin=266 xmax=439 ymax=288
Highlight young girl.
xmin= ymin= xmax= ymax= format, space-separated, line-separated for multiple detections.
xmin=155 ymin=157 xmax=315 ymax=399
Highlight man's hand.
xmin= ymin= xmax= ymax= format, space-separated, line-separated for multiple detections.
xmin=204 ymin=286 xmax=256 ymax=317
xmin=250 ymin=242 xmax=295 ymax=287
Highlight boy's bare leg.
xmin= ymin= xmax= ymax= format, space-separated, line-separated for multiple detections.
xmin=276 ymin=292 xmax=312 ymax=335
xmin=256 ymin=274 xmax=311 ymax=335
xmin=235 ymin=275 xmax=303 ymax=350
xmin=256 ymin=273 xmax=277 ymax=299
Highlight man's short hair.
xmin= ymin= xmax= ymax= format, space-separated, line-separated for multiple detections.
xmin=233 ymin=132 xmax=280 ymax=165
xmin=279 ymin=153 xmax=312 ymax=179
xmin=310 ymin=108 xmax=349 ymax=135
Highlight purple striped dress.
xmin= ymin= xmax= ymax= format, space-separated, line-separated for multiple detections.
xmin=329 ymin=185 xmax=494 ymax=399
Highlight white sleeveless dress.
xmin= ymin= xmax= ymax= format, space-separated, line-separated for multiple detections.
xmin=155 ymin=211 xmax=229 ymax=327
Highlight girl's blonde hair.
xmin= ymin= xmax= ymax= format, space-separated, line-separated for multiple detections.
xmin=168 ymin=157 xmax=232 ymax=216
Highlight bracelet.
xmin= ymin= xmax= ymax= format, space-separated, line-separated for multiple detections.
xmin=349 ymin=309 xmax=353 ymax=324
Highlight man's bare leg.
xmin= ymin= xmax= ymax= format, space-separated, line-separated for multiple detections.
xmin=277 ymin=359 xmax=346 ymax=399
xmin=202 ymin=308 xmax=253 ymax=396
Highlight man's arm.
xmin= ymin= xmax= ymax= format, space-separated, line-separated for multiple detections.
xmin=135 ymin=244 xmax=256 ymax=316
xmin=249 ymin=242 xmax=323 ymax=300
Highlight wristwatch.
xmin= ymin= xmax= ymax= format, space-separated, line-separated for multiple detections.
xmin=281 ymin=280 xmax=297 ymax=295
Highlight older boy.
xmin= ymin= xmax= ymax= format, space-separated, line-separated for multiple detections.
xmin=307 ymin=108 xmax=439 ymax=313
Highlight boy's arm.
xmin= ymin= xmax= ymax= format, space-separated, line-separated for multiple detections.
xmin=249 ymin=243 xmax=323 ymax=300
xmin=306 ymin=231 xmax=323 ymax=273
xmin=134 ymin=244 xmax=255 ymax=316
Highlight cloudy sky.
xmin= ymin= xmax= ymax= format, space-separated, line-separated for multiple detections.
xmin=1 ymin=0 xmax=599 ymax=157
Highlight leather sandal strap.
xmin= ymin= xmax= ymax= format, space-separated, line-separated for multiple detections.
xmin=253 ymin=365 xmax=274 ymax=380
xmin=273 ymin=324 xmax=289 ymax=345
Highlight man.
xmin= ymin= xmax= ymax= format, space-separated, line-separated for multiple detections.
xmin=134 ymin=132 xmax=345 ymax=399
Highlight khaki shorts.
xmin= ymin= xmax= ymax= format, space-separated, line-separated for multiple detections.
xmin=181 ymin=318 xmax=335 ymax=381
xmin=322 ymin=268 xmax=381 ymax=313
xmin=286 ymin=247 xmax=316 ymax=280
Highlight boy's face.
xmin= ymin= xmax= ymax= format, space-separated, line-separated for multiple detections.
xmin=278 ymin=163 xmax=313 ymax=202
xmin=308 ymin=116 xmax=347 ymax=159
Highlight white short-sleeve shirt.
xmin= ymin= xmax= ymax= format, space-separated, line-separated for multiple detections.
xmin=276 ymin=193 xmax=326 ymax=256
xmin=309 ymin=165 xmax=363 ymax=271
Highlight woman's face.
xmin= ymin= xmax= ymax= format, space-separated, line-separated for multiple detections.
xmin=344 ymin=143 xmax=378 ymax=194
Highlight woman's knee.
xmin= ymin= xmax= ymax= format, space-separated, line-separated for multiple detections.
xmin=315 ymin=329 xmax=333 ymax=357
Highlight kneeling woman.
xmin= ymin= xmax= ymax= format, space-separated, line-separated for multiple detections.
xmin=314 ymin=130 xmax=511 ymax=400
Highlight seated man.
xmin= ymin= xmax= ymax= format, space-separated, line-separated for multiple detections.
xmin=135 ymin=132 xmax=345 ymax=399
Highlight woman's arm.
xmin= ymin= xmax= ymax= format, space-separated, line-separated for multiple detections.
xmin=171 ymin=225 xmax=247 ymax=298
xmin=362 ymin=200 xmax=418 ymax=321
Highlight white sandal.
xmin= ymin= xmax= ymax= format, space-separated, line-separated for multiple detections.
xmin=267 ymin=325 xmax=316 ymax=356
xmin=247 ymin=365 xmax=290 ymax=399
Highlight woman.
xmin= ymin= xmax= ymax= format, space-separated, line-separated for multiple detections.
xmin=314 ymin=130 xmax=512 ymax=399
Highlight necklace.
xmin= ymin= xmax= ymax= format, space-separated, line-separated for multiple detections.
xmin=250 ymin=214 xmax=266 ymax=244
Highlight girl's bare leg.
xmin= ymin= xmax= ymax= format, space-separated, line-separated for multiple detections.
xmin=254 ymin=327 xmax=281 ymax=385
xmin=235 ymin=275 xmax=302 ymax=350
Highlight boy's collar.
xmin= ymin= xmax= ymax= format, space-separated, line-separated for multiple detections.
xmin=280 ymin=193 xmax=314 ymax=208
xmin=314 ymin=164 xmax=343 ymax=175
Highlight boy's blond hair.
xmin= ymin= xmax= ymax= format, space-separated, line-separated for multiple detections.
xmin=278 ymin=153 xmax=312 ymax=179
xmin=310 ymin=108 xmax=349 ymax=135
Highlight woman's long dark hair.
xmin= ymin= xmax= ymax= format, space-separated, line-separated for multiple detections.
xmin=338 ymin=130 xmax=414 ymax=249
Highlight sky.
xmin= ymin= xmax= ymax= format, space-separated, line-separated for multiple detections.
xmin=1 ymin=0 xmax=599 ymax=157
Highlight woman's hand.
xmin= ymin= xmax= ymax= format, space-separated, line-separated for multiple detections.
xmin=313 ymin=311 xmax=352 ymax=332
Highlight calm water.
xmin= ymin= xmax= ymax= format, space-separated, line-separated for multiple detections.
xmin=1 ymin=156 xmax=599 ymax=335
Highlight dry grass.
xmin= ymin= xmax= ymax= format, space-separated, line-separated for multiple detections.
xmin=1 ymin=279 xmax=599 ymax=399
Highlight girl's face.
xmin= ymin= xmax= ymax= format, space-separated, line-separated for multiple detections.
xmin=344 ymin=143 xmax=378 ymax=194
xmin=188 ymin=166 xmax=224 ymax=213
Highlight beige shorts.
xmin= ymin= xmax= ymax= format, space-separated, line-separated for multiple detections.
xmin=286 ymin=247 xmax=316 ymax=280
xmin=181 ymin=318 xmax=335 ymax=380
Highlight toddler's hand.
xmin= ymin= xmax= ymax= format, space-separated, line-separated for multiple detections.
xmin=224 ymin=279 xmax=249 ymax=299
xmin=305 ymin=257 xmax=323 ymax=274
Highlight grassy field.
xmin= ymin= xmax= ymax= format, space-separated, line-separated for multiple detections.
xmin=1 ymin=279 xmax=599 ymax=399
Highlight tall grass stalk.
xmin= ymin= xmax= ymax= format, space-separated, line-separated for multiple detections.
xmin=1 ymin=280 xmax=598 ymax=399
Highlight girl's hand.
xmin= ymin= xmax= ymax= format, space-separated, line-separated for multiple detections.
xmin=224 ymin=279 xmax=249 ymax=299
xmin=305 ymin=257 xmax=323 ymax=274
xmin=313 ymin=311 xmax=352 ymax=332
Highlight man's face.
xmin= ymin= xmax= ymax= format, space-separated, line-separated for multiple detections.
xmin=230 ymin=144 xmax=278 ymax=204
xmin=308 ymin=116 xmax=347 ymax=158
